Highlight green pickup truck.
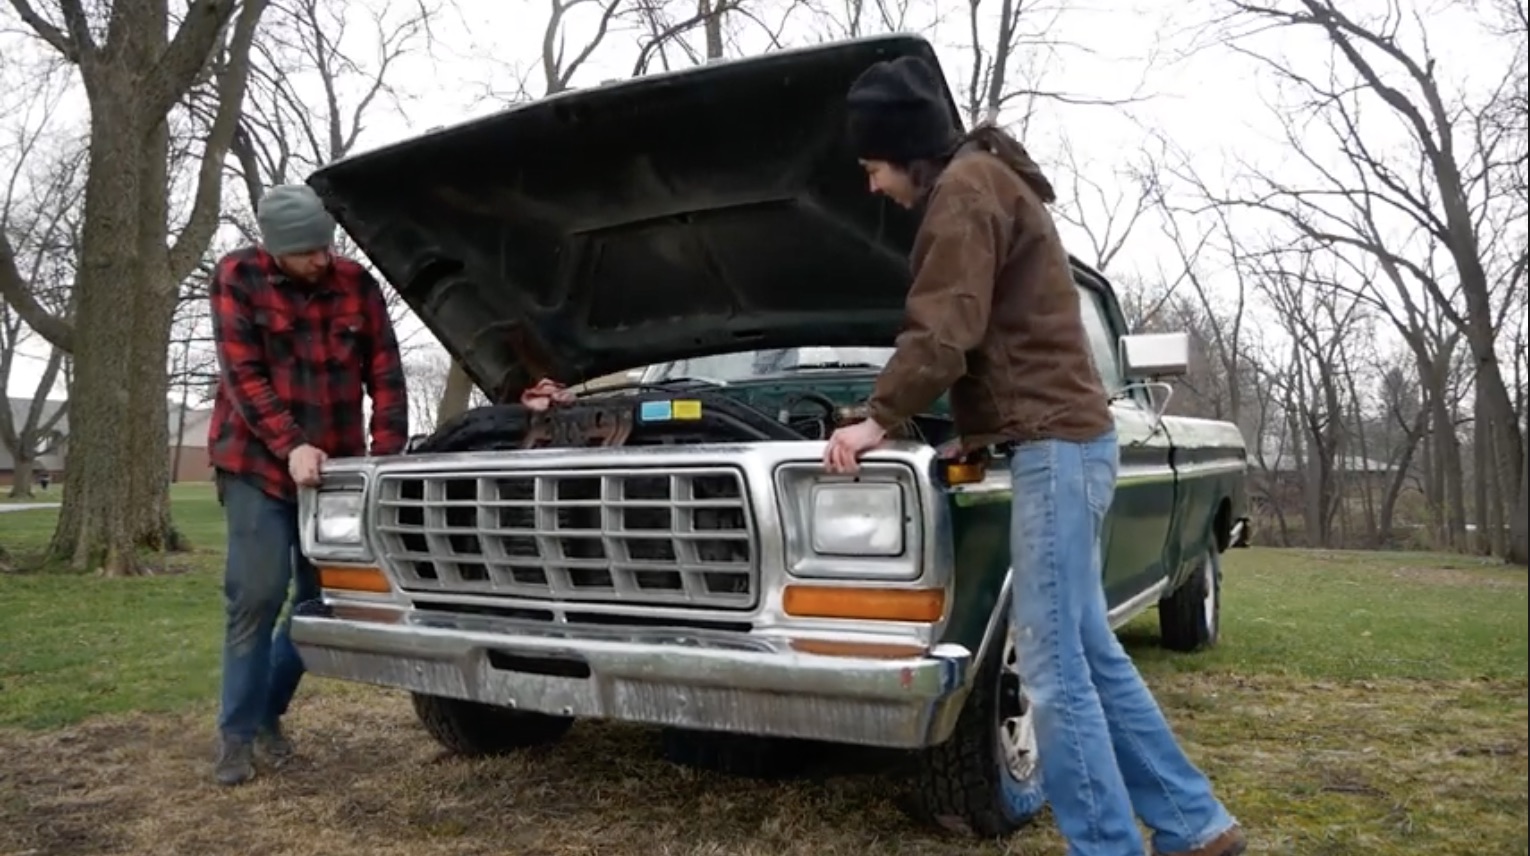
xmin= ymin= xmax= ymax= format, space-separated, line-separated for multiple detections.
xmin=290 ymin=34 xmax=1251 ymax=838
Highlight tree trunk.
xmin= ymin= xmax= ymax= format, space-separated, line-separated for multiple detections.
xmin=1473 ymin=392 xmax=1492 ymax=555
xmin=129 ymin=109 xmax=184 ymax=553
xmin=1378 ymin=408 xmax=1427 ymax=546
xmin=4 ymin=0 xmax=259 ymax=574
xmin=1348 ymin=390 xmax=1377 ymax=544
xmin=1441 ymin=400 xmax=1469 ymax=552
xmin=49 ymin=95 xmax=156 ymax=575
xmin=701 ymin=0 xmax=724 ymax=59
xmin=1510 ymin=437 xmax=1529 ymax=567
xmin=435 ymin=360 xmax=477 ymax=428
xmin=1489 ymin=431 xmax=1507 ymax=557
xmin=1455 ymin=278 xmax=1526 ymax=564
xmin=1424 ymin=371 xmax=1466 ymax=550
xmin=1420 ymin=410 xmax=1440 ymax=541
xmin=7 ymin=457 xmax=35 ymax=499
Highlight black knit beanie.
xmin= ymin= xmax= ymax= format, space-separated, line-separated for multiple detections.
xmin=844 ymin=55 xmax=958 ymax=164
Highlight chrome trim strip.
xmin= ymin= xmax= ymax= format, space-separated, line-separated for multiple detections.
xmin=1110 ymin=577 xmax=1170 ymax=627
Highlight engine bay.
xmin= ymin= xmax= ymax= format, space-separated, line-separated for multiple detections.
xmin=413 ymin=382 xmax=957 ymax=454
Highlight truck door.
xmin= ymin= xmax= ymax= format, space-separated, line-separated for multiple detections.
xmin=1074 ymin=280 xmax=1175 ymax=613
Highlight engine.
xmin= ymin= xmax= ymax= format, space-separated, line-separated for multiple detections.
xmin=412 ymin=387 xmax=957 ymax=455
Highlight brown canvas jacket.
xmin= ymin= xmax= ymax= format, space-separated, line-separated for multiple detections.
xmin=865 ymin=145 xmax=1114 ymax=451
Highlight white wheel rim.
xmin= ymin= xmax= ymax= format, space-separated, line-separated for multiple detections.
xmin=998 ymin=628 xmax=1038 ymax=781
xmin=1203 ymin=555 xmax=1217 ymax=635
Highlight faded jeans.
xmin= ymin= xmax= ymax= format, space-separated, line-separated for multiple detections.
xmin=1009 ymin=429 xmax=1235 ymax=856
xmin=216 ymin=472 xmax=317 ymax=743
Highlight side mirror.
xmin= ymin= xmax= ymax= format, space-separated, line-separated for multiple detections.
xmin=1119 ymin=332 xmax=1190 ymax=380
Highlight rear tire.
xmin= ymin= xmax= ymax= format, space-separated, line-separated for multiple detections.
xmin=1159 ymin=548 xmax=1222 ymax=652
xmin=910 ymin=601 xmax=1046 ymax=838
xmin=411 ymin=693 xmax=574 ymax=756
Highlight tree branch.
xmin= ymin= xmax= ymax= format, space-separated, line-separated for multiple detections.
xmin=167 ymin=0 xmax=270 ymax=283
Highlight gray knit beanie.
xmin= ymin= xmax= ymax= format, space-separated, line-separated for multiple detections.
xmin=257 ymin=184 xmax=336 ymax=256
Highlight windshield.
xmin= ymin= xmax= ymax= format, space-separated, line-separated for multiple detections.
xmin=640 ymin=347 xmax=895 ymax=384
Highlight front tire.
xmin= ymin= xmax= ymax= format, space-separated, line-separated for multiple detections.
xmin=910 ymin=604 xmax=1046 ymax=838
xmin=411 ymin=693 xmax=574 ymax=756
xmin=1159 ymin=548 xmax=1222 ymax=652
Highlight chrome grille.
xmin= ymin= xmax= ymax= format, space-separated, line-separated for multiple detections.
xmin=372 ymin=468 xmax=758 ymax=610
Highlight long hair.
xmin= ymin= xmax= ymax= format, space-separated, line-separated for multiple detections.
xmin=905 ymin=121 xmax=1057 ymax=205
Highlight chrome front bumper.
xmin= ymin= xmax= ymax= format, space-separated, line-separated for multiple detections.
xmin=290 ymin=608 xmax=973 ymax=749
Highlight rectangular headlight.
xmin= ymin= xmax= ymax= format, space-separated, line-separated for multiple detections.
xmin=774 ymin=462 xmax=925 ymax=582
xmin=810 ymin=483 xmax=904 ymax=556
xmin=315 ymin=490 xmax=364 ymax=545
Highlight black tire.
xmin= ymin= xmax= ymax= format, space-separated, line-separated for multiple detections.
xmin=1159 ymin=548 xmax=1222 ymax=653
xmin=414 ymin=404 xmax=530 ymax=454
xmin=910 ymin=602 xmax=1046 ymax=838
xmin=658 ymin=728 xmax=820 ymax=779
xmin=411 ymin=693 xmax=574 ymax=756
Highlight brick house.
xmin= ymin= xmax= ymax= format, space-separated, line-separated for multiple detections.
xmin=0 ymin=397 xmax=67 ymax=488
xmin=167 ymin=405 xmax=216 ymax=483
xmin=0 ymin=399 xmax=218 ymax=486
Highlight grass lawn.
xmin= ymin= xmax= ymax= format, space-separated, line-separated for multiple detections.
xmin=0 ymin=485 xmax=63 ymax=504
xmin=1 ymin=487 xmax=1526 ymax=855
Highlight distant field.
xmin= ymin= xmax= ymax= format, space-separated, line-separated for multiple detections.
xmin=1 ymin=487 xmax=1525 ymax=855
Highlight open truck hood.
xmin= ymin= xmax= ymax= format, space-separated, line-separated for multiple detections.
xmin=305 ymin=35 xmax=960 ymax=401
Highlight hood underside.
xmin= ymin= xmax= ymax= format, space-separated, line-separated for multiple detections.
xmin=306 ymin=35 xmax=961 ymax=401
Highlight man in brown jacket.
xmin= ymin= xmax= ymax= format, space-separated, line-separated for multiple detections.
xmin=822 ymin=55 xmax=1247 ymax=856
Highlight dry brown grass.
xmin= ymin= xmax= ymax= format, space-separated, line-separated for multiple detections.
xmin=3 ymin=672 xmax=1525 ymax=856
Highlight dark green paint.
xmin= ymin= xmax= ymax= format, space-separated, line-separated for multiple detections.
xmin=938 ymin=492 xmax=1014 ymax=655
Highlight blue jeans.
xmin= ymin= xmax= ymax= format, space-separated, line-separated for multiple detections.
xmin=216 ymin=472 xmax=317 ymax=742
xmin=1009 ymin=429 xmax=1235 ymax=856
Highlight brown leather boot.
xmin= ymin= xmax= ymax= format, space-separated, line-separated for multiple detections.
xmin=1155 ymin=825 xmax=1247 ymax=856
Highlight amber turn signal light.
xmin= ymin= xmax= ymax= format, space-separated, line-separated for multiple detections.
xmin=789 ymin=638 xmax=928 ymax=658
xmin=941 ymin=460 xmax=987 ymax=486
xmin=317 ymin=565 xmax=393 ymax=593
xmin=782 ymin=585 xmax=946 ymax=622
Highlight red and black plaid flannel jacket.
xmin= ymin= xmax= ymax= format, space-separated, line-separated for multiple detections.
xmin=208 ymin=246 xmax=409 ymax=502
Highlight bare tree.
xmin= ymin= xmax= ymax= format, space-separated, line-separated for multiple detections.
xmin=0 ymin=0 xmax=268 ymax=575
xmin=0 ymin=100 xmax=82 ymax=497
xmin=1051 ymin=137 xmax=1158 ymax=274
xmin=1253 ymin=244 xmax=1371 ymax=547
xmin=159 ymin=0 xmax=444 ymax=427
xmin=630 ymin=0 xmax=760 ymax=74
xmin=800 ymin=0 xmax=916 ymax=41
xmin=436 ymin=0 xmax=628 ymax=427
xmin=403 ymin=350 xmax=450 ymax=434
xmin=230 ymin=0 xmax=436 ymax=211
xmin=0 ymin=62 xmax=77 ymax=499
xmin=434 ymin=0 xmax=747 ymax=427
xmin=1216 ymin=0 xmax=1528 ymax=564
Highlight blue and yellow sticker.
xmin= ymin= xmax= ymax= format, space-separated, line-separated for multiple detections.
xmin=638 ymin=399 xmax=703 ymax=422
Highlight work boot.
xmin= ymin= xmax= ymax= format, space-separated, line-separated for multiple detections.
xmin=256 ymin=721 xmax=294 ymax=764
xmin=214 ymin=737 xmax=255 ymax=786
xmin=1156 ymin=825 xmax=1247 ymax=856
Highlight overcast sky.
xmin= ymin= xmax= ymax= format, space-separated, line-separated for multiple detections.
xmin=0 ymin=0 xmax=1519 ymax=402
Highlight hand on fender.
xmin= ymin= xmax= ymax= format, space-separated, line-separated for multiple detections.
xmin=822 ymin=418 xmax=888 ymax=474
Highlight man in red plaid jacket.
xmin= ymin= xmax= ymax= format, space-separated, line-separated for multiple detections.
xmin=206 ymin=183 xmax=408 ymax=786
